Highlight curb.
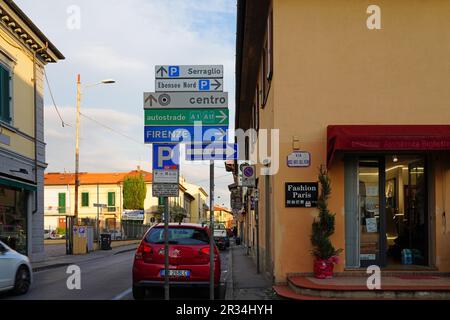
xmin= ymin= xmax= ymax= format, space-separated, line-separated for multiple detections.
xmin=32 ymin=263 xmax=71 ymax=273
xmin=32 ymin=244 xmax=139 ymax=272
xmin=225 ymin=243 xmax=234 ymax=300
xmin=114 ymin=247 xmax=138 ymax=255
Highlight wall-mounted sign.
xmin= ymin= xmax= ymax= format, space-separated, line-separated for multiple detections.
xmin=285 ymin=182 xmax=318 ymax=208
xmin=122 ymin=210 xmax=144 ymax=221
xmin=287 ymin=151 xmax=310 ymax=167
xmin=241 ymin=165 xmax=256 ymax=187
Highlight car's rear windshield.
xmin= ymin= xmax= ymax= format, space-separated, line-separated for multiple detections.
xmin=145 ymin=227 xmax=209 ymax=245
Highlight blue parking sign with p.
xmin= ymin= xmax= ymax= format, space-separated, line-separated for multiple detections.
xmin=199 ymin=79 xmax=210 ymax=91
xmin=152 ymin=144 xmax=180 ymax=169
xmin=168 ymin=66 xmax=180 ymax=77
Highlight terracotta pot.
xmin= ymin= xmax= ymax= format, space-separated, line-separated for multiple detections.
xmin=313 ymin=258 xmax=335 ymax=279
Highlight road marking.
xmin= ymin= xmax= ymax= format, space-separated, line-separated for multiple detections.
xmin=111 ymin=287 xmax=132 ymax=300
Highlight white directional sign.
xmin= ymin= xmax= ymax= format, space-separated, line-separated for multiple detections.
xmin=144 ymin=92 xmax=228 ymax=109
xmin=153 ymin=169 xmax=179 ymax=183
xmin=155 ymin=78 xmax=223 ymax=92
xmin=186 ymin=143 xmax=238 ymax=161
xmin=155 ymin=65 xmax=223 ymax=79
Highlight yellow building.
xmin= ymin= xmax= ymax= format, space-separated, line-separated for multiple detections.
xmin=0 ymin=1 xmax=63 ymax=260
xmin=235 ymin=0 xmax=450 ymax=284
xmin=181 ymin=177 xmax=208 ymax=224
xmin=212 ymin=205 xmax=234 ymax=229
xmin=44 ymin=170 xmax=209 ymax=230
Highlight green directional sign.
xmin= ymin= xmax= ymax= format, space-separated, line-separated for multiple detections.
xmin=145 ymin=108 xmax=229 ymax=126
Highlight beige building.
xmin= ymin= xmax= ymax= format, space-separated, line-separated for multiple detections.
xmin=0 ymin=1 xmax=63 ymax=260
xmin=44 ymin=170 xmax=208 ymax=230
xmin=235 ymin=0 xmax=450 ymax=285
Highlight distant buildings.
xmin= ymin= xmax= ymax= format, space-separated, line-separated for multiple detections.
xmin=0 ymin=1 xmax=63 ymax=261
xmin=44 ymin=170 xmax=209 ymax=231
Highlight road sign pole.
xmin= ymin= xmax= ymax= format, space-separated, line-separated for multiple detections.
xmin=164 ymin=196 xmax=170 ymax=300
xmin=209 ymin=160 xmax=215 ymax=300
xmin=96 ymin=183 xmax=100 ymax=246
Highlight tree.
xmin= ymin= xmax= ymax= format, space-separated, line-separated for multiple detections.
xmin=310 ymin=166 xmax=343 ymax=260
xmin=123 ymin=174 xmax=147 ymax=210
xmin=156 ymin=204 xmax=187 ymax=223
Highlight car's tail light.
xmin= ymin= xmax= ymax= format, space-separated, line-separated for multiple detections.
xmin=135 ymin=242 xmax=153 ymax=260
xmin=199 ymin=246 xmax=218 ymax=261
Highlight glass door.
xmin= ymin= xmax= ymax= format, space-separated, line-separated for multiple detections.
xmin=358 ymin=158 xmax=386 ymax=267
xmin=406 ymin=159 xmax=428 ymax=265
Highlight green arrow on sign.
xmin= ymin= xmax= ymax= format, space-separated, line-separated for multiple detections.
xmin=145 ymin=108 xmax=229 ymax=126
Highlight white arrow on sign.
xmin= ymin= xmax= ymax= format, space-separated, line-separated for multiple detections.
xmin=216 ymin=110 xmax=227 ymax=123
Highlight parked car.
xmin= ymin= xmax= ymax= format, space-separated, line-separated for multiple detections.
xmin=132 ymin=223 xmax=221 ymax=300
xmin=109 ymin=230 xmax=123 ymax=240
xmin=0 ymin=240 xmax=32 ymax=295
xmin=213 ymin=224 xmax=228 ymax=251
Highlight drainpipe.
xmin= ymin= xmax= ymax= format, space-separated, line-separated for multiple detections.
xmin=32 ymin=43 xmax=48 ymax=215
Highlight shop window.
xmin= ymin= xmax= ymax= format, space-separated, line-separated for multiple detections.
xmin=0 ymin=186 xmax=27 ymax=254
xmin=0 ymin=64 xmax=12 ymax=124
xmin=108 ymin=192 xmax=116 ymax=212
xmin=81 ymin=192 xmax=89 ymax=207
xmin=58 ymin=193 xmax=66 ymax=214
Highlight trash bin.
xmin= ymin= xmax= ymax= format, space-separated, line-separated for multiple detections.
xmin=100 ymin=233 xmax=112 ymax=250
xmin=235 ymin=237 xmax=241 ymax=245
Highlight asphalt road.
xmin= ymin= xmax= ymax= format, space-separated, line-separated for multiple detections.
xmin=2 ymin=247 xmax=230 ymax=300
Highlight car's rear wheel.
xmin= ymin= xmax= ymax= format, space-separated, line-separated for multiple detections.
xmin=13 ymin=266 xmax=31 ymax=295
xmin=132 ymin=285 xmax=146 ymax=300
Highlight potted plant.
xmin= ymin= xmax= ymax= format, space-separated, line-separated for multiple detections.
xmin=310 ymin=166 xmax=343 ymax=279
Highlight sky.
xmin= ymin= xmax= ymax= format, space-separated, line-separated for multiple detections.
xmin=15 ymin=0 xmax=237 ymax=208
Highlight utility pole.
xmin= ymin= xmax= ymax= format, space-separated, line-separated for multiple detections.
xmin=209 ymin=160 xmax=215 ymax=300
xmin=74 ymin=74 xmax=81 ymax=223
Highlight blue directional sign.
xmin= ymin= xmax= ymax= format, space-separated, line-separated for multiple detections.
xmin=144 ymin=125 xmax=228 ymax=143
xmin=186 ymin=143 xmax=238 ymax=161
xmin=152 ymin=144 xmax=180 ymax=169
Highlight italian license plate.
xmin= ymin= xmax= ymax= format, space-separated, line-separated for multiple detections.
xmin=160 ymin=269 xmax=190 ymax=278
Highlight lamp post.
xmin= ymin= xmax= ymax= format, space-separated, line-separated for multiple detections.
xmin=73 ymin=75 xmax=115 ymax=223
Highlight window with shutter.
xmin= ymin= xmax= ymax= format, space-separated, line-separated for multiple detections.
xmin=108 ymin=192 xmax=116 ymax=212
xmin=0 ymin=64 xmax=12 ymax=124
xmin=81 ymin=192 xmax=89 ymax=207
xmin=58 ymin=193 xmax=66 ymax=214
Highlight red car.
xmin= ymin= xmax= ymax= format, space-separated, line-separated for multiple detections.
xmin=132 ymin=223 xmax=221 ymax=299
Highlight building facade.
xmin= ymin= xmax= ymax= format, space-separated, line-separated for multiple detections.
xmin=0 ymin=1 xmax=63 ymax=261
xmin=44 ymin=170 xmax=208 ymax=229
xmin=235 ymin=0 xmax=450 ymax=283
xmin=212 ymin=205 xmax=234 ymax=229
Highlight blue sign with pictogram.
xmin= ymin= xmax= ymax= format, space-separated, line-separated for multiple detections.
xmin=152 ymin=144 xmax=180 ymax=170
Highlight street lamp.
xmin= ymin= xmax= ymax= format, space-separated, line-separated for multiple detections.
xmin=74 ymin=74 xmax=115 ymax=222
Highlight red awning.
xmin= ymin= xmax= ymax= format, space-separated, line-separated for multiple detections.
xmin=327 ymin=125 xmax=450 ymax=167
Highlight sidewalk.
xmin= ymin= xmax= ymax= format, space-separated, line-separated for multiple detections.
xmin=32 ymin=241 xmax=140 ymax=272
xmin=227 ymin=244 xmax=279 ymax=300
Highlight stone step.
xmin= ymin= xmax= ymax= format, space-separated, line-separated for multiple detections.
xmin=281 ymin=276 xmax=450 ymax=300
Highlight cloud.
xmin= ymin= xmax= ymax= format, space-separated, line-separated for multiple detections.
xmin=18 ymin=0 xmax=237 ymax=207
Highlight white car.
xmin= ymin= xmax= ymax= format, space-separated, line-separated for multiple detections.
xmin=0 ymin=240 xmax=33 ymax=295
